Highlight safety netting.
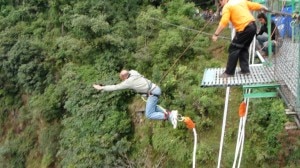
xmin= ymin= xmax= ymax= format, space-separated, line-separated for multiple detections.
xmin=257 ymin=0 xmax=300 ymax=114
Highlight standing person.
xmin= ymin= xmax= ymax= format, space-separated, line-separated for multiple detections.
xmin=212 ymin=0 xmax=268 ymax=77
xmin=256 ymin=13 xmax=281 ymax=56
xmin=93 ymin=69 xmax=178 ymax=128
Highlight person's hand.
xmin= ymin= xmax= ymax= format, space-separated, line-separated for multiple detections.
xmin=93 ymin=84 xmax=103 ymax=90
xmin=261 ymin=6 xmax=269 ymax=12
xmin=212 ymin=34 xmax=218 ymax=42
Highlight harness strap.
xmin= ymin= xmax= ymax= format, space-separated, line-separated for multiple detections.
xmin=139 ymin=92 xmax=160 ymax=97
xmin=141 ymin=75 xmax=158 ymax=96
xmin=129 ymin=71 xmax=158 ymax=96
xmin=144 ymin=78 xmax=153 ymax=94
xmin=231 ymin=42 xmax=245 ymax=49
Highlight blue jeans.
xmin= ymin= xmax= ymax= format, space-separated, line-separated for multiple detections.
xmin=256 ymin=34 xmax=276 ymax=53
xmin=145 ymin=86 xmax=166 ymax=120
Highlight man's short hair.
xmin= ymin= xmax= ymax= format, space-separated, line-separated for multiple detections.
xmin=257 ymin=13 xmax=267 ymax=21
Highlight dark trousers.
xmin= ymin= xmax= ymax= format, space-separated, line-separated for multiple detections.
xmin=225 ymin=22 xmax=257 ymax=75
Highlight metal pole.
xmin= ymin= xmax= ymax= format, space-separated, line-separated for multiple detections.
xmin=297 ymin=30 xmax=300 ymax=113
xmin=267 ymin=13 xmax=272 ymax=59
xmin=292 ymin=0 xmax=295 ymax=42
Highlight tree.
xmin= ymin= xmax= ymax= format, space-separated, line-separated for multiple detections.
xmin=3 ymin=39 xmax=51 ymax=93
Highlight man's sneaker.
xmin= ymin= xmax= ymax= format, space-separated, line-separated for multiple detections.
xmin=237 ymin=71 xmax=250 ymax=76
xmin=169 ymin=110 xmax=178 ymax=129
xmin=219 ymin=72 xmax=234 ymax=78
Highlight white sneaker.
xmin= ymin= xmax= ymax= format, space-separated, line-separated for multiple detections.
xmin=169 ymin=110 xmax=178 ymax=129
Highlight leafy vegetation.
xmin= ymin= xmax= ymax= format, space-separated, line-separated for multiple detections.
xmin=0 ymin=0 xmax=298 ymax=167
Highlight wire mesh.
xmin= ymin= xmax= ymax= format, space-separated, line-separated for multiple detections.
xmin=273 ymin=38 xmax=299 ymax=110
xmin=262 ymin=1 xmax=300 ymax=114
xmin=250 ymin=0 xmax=300 ymax=120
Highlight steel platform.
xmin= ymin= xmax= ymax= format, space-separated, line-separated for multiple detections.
xmin=201 ymin=64 xmax=277 ymax=87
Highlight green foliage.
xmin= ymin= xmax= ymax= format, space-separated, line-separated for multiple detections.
xmin=70 ymin=14 xmax=100 ymax=38
xmin=197 ymin=142 xmax=218 ymax=165
xmin=90 ymin=14 xmax=110 ymax=35
xmin=58 ymin=101 xmax=132 ymax=167
xmin=39 ymin=123 xmax=61 ymax=167
xmin=152 ymin=29 xmax=185 ymax=60
xmin=1 ymin=39 xmax=51 ymax=93
xmin=30 ymin=84 xmax=66 ymax=122
xmin=0 ymin=109 xmax=8 ymax=135
xmin=135 ymin=0 xmax=210 ymax=73
xmin=245 ymin=98 xmax=287 ymax=165
xmin=0 ymin=0 xmax=297 ymax=167
xmin=152 ymin=127 xmax=191 ymax=163
xmin=54 ymin=63 xmax=133 ymax=167
xmin=0 ymin=122 xmax=37 ymax=168
xmin=167 ymin=0 xmax=195 ymax=17
xmin=52 ymin=35 xmax=96 ymax=65
xmin=0 ymin=24 xmax=19 ymax=55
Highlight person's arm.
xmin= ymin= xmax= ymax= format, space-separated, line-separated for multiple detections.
xmin=247 ymin=1 xmax=268 ymax=11
xmin=93 ymin=80 xmax=131 ymax=91
xmin=93 ymin=84 xmax=104 ymax=90
xmin=212 ymin=24 xmax=226 ymax=41
xmin=212 ymin=6 xmax=230 ymax=41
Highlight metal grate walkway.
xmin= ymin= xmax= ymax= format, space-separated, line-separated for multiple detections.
xmin=274 ymin=40 xmax=299 ymax=101
xmin=201 ymin=64 xmax=277 ymax=87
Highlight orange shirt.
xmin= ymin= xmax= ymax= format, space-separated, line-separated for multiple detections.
xmin=219 ymin=0 xmax=262 ymax=32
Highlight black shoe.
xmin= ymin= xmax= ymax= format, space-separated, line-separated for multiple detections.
xmin=238 ymin=71 xmax=250 ymax=75
xmin=219 ymin=72 xmax=234 ymax=78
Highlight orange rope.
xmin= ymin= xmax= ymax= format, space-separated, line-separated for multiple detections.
xmin=183 ymin=117 xmax=195 ymax=129
xmin=239 ymin=101 xmax=246 ymax=117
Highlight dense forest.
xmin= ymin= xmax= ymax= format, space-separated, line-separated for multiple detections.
xmin=0 ymin=0 xmax=299 ymax=167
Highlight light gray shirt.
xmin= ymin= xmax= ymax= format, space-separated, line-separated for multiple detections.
xmin=102 ymin=70 xmax=153 ymax=93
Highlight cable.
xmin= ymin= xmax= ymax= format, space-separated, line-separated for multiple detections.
xmin=217 ymin=86 xmax=230 ymax=168
xmin=192 ymin=128 xmax=197 ymax=168
xmin=182 ymin=117 xmax=197 ymax=168
xmin=149 ymin=17 xmax=231 ymax=40
xmin=142 ymin=95 xmax=198 ymax=167
xmin=232 ymin=94 xmax=250 ymax=168
xmin=150 ymin=16 xmax=227 ymax=84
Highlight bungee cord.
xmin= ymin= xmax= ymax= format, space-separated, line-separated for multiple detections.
xmin=141 ymin=95 xmax=197 ymax=168
xmin=232 ymin=95 xmax=250 ymax=168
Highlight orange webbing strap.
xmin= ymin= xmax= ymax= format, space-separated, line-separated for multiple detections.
xmin=182 ymin=117 xmax=195 ymax=129
xmin=239 ymin=101 xmax=246 ymax=117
